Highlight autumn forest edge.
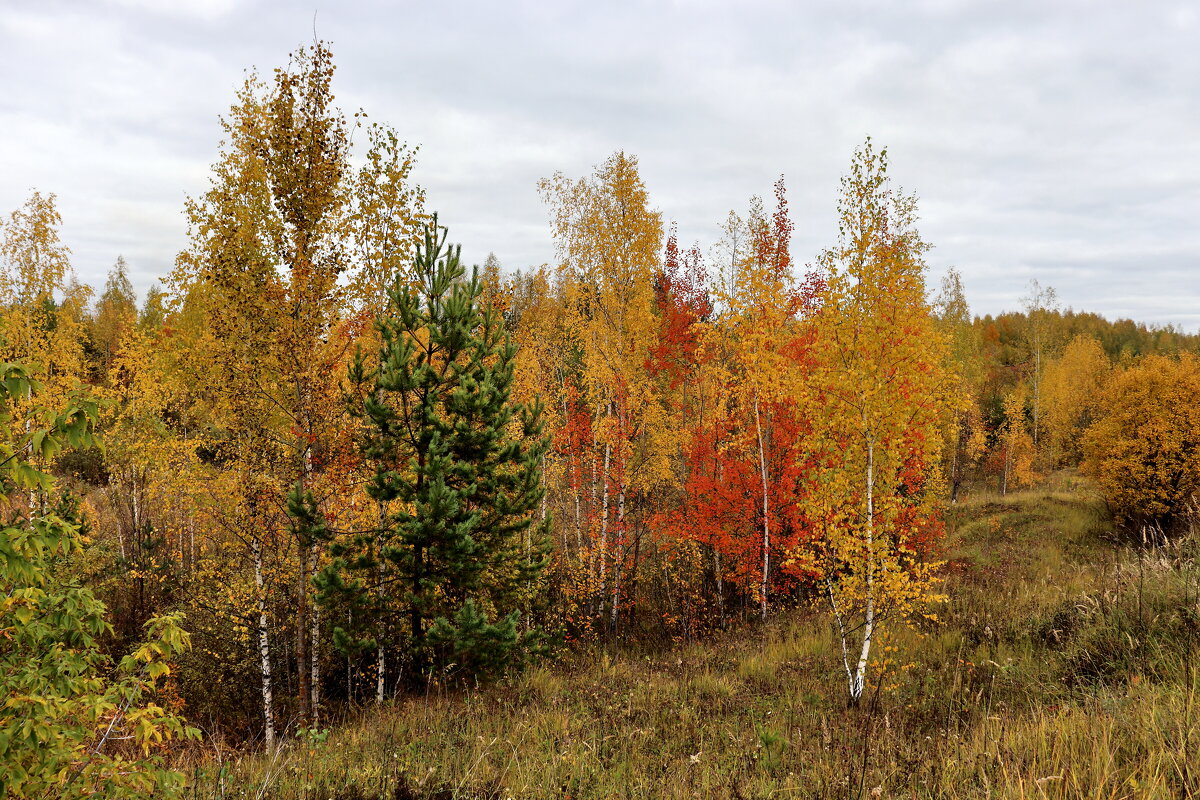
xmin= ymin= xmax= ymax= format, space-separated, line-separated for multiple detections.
xmin=3 ymin=42 xmax=1199 ymax=797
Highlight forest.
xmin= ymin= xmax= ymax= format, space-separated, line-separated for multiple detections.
xmin=3 ymin=43 xmax=1200 ymax=799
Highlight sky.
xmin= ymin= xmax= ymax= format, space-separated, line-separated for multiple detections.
xmin=2 ymin=0 xmax=1197 ymax=329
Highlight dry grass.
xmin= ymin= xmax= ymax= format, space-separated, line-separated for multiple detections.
xmin=186 ymin=473 xmax=1200 ymax=799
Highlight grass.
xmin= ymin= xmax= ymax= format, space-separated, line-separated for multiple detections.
xmin=185 ymin=473 xmax=1200 ymax=799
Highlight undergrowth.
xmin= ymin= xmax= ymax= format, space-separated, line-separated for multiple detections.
xmin=185 ymin=473 xmax=1200 ymax=799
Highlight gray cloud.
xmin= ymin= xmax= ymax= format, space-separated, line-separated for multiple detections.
xmin=1 ymin=0 xmax=1196 ymax=329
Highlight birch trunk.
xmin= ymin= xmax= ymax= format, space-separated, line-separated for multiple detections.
xmin=310 ymin=577 xmax=320 ymax=725
xmin=849 ymin=434 xmax=876 ymax=704
xmin=599 ymin=439 xmax=611 ymax=615
xmin=375 ymin=500 xmax=387 ymax=702
xmin=610 ymin=483 xmax=625 ymax=632
xmin=376 ymin=645 xmax=386 ymax=705
xmin=754 ymin=397 xmax=770 ymax=620
xmin=715 ymin=459 xmax=725 ymax=627
xmin=588 ymin=407 xmax=600 ymax=589
xmin=253 ymin=537 xmax=277 ymax=750
xmin=296 ymin=540 xmax=310 ymax=724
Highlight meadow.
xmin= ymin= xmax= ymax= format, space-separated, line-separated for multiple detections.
xmin=188 ymin=472 xmax=1200 ymax=799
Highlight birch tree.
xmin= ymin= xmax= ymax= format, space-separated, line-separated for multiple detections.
xmin=169 ymin=41 xmax=424 ymax=729
xmin=796 ymin=141 xmax=952 ymax=704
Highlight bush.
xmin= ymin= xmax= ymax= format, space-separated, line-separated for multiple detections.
xmin=1084 ymin=353 xmax=1200 ymax=535
xmin=0 ymin=362 xmax=199 ymax=797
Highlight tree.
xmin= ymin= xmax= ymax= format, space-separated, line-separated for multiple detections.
xmin=93 ymin=256 xmax=138 ymax=380
xmin=720 ymin=179 xmax=814 ymax=619
xmin=0 ymin=191 xmax=71 ymax=308
xmin=934 ymin=269 xmax=987 ymax=502
xmin=539 ymin=152 xmax=669 ymax=634
xmin=660 ymin=180 xmax=818 ymax=623
xmin=0 ymin=191 xmax=90 ymax=404
xmin=170 ymin=40 xmax=426 ymax=727
xmin=1021 ymin=279 xmax=1059 ymax=448
xmin=1041 ymin=334 xmax=1110 ymax=466
xmin=997 ymin=383 xmax=1036 ymax=495
xmin=794 ymin=140 xmax=952 ymax=705
xmin=1083 ymin=353 xmax=1200 ymax=534
xmin=138 ymin=284 xmax=167 ymax=332
xmin=317 ymin=218 xmax=550 ymax=690
xmin=0 ymin=362 xmax=199 ymax=797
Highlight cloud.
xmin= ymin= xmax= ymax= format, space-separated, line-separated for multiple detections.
xmin=1 ymin=0 xmax=1196 ymax=329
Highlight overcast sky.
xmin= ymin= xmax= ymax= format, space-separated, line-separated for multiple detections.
xmin=2 ymin=0 xmax=1197 ymax=329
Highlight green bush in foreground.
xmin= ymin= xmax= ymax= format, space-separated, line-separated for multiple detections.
xmin=0 ymin=363 xmax=199 ymax=798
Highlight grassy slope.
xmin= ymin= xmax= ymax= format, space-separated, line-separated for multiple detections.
xmin=192 ymin=474 xmax=1200 ymax=799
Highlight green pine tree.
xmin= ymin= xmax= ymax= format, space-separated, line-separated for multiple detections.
xmin=316 ymin=217 xmax=551 ymax=691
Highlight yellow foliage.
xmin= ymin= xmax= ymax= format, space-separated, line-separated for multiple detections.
xmin=1000 ymin=383 xmax=1037 ymax=493
xmin=1041 ymin=334 xmax=1110 ymax=465
xmin=1083 ymin=352 xmax=1200 ymax=531
xmin=794 ymin=140 xmax=954 ymax=703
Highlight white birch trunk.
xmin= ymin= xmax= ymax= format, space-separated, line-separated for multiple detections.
xmin=375 ymin=500 xmax=387 ymax=704
xmin=252 ymin=537 xmax=276 ymax=750
xmin=850 ymin=434 xmax=876 ymax=704
xmin=715 ymin=460 xmax=725 ymax=627
xmin=610 ymin=483 xmax=625 ymax=631
xmin=376 ymin=645 xmax=386 ymax=705
xmin=310 ymin=579 xmax=320 ymax=725
xmin=589 ymin=408 xmax=600 ymax=587
xmin=827 ymin=578 xmax=856 ymax=699
xmin=1033 ymin=346 xmax=1041 ymax=447
xmin=754 ymin=397 xmax=770 ymax=620
xmin=599 ymin=440 xmax=611 ymax=610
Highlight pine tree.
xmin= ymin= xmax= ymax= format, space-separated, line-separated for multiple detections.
xmin=317 ymin=217 xmax=550 ymax=691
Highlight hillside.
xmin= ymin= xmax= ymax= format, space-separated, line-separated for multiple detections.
xmin=189 ymin=473 xmax=1199 ymax=799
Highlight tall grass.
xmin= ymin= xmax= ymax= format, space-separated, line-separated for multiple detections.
xmin=186 ymin=474 xmax=1200 ymax=799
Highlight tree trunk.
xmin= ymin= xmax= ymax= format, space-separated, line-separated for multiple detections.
xmin=1033 ymin=345 xmax=1041 ymax=447
xmin=588 ymin=406 xmax=600 ymax=592
xmin=599 ymin=437 xmax=611 ymax=617
xmin=610 ymin=482 xmax=625 ymax=633
xmin=627 ymin=525 xmax=643 ymax=630
xmin=310 ymin=574 xmax=320 ymax=726
xmin=376 ymin=645 xmax=386 ymax=705
xmin=850 ymin=434 xmax=877 ymax=705
xmin=253 ymin=536 xmax=277 ymax=750
xmin=754 ymin=397 xmax=770 ymax=620
xmin=296 ymin=540 xmax=310 ymax=724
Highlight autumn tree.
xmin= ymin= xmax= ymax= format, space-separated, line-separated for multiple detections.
xmin=796 ymin=141 xmax=951 ymax=704
xmin=0 ymin=191 xmax=71 ymax=308
xmin=0 ymin=191 xmax=90 ymax=402
xmin=1083 ymin=353 xmax=1200 ymax=534
xmin=934 ymin=269 xmax=987 ymax=502
xmin=662 ymin=180 xmax=819 ymax=623
xmin=170 ymin=41 xmax=425 ymax=729
xmin=1041 ymin=334 xmax=1110 ymax=466
xmin=997 ymin=383 xmax=1036 ymax=494
xmin=93 ymin=256 xmax=138 ymax=380
xmin=539 ymin=152 xmax=668 ymax=634
xmin=1021 ymin=279 xmax=1059 ymax=449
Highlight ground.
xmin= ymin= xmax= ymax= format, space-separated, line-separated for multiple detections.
xmin=189 ymin=473 xmax=1200 ymax=799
